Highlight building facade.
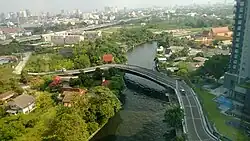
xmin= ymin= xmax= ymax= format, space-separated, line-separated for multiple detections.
xmin=224 ymin=0 xmax=250 ymax=114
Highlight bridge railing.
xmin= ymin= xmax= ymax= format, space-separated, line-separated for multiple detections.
xmin=174 ymin=80 xmax=188 ymax=135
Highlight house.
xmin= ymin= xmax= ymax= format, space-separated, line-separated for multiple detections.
xmin=193 ymin=57 xmax=208 ymax=62
xmin=0 ymin=91 xmax=15 ymax=103
xmin=211 ymin=27 xmax=232 ymax=37
xmin=50 ymin=35 xmax=84 ymax=45
xmin=195 ymin=37 xmax=213 ymax=45
xmin=165 ymin=49 xmax=172 ymax=58
xmin=83 ymin=31 xmax=102 ymax=40
xmin=202 ymin=30 xmax=212 ymax=37
xmin=6 ymin=94 xmax=35 ymax=114
xmin=192 ymin=57 xmax=208 ymax=68
xmin=157 ymin=46 xmax=164 ymax=53
xmin=102 ymin=54 xmax=114 ymax=63
xmin=62 ymin=88 xmax=87 ymax=107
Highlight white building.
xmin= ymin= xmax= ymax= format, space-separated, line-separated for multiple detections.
xmin=7 ymin=94 xmax=36 ymax=115
xmin=157 ymin=46 xmax=164 ymax=52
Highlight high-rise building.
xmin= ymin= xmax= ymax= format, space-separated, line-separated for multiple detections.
xmin=25 ymin=9 xmax=31 ymax=17
xmin=224 ymin=0 xmax=250 ymax=115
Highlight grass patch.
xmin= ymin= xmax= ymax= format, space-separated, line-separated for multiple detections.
xmin=194 ymin=88 xmax=248 ymax=140
xmin=101 ymin=26 xmax=121 ymax=33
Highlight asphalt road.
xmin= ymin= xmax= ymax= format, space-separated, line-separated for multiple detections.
xmin=178 ymin=81 xmax=215 ymax=141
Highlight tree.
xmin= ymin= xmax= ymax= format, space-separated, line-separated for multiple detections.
xmin=212 ymin=39 xmax=220 ymax=46
xmin=20 ymin=71 xmax=29 ymax=84
xmin=44 ymin=108 xmax=89 ymax=141
xmin=93 ymin=68 xmax=103 ymax=80
xmin=35 ymin=92 xmax=54 ymax=111
xmin=164 ymin=104 xmax=184 ymax=129
xmin=74 ymin=54 xmax=90 ymax=69
xmin=78 ymin=71 xmax=94 ymax=87
xmin=69 ymin=78 xmax=81 ymax=87
xmin=199 ymin=55 xmax=229 ymax=80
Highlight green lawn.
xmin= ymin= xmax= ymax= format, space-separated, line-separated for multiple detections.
xmin=101 ymin=26 xmax=121 ymax=33
xmin=194 ymin=88 xmax=248 ymax=140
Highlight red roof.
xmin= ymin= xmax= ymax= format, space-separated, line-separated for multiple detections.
xmin=49 ymin=76 xmax=61 ymax=86
xmin=211 ymin=27 xmax=230 ymax=34
xmin=102 ymin=54 xmax=113 ymax=63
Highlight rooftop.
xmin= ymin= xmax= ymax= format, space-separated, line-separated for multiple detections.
xmin=211 ymin=27 xmax=230 ymax=34
xmin=8 ymin=94 xmax=35 ymax=109
xmin=193 ymin=57 xmax=208 ymax=62
xmin=0 ymin=91 xmax=15 ymax=101
xmin=62 ymin=92 xmax=78 ymax=103
xmin=102 ymin=54 xmax=113 ymax=63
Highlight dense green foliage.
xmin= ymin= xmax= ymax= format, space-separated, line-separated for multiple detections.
xmin=164 ymin=104 xmax=184 ymax=129
xmin=0 ymin=41 xmax=25 ymax=56
xmin=0 ymin=65 xmax=23 ymax=94
xmin=69 ymin=68 xmax=125 ymax=96
xmin=194 ymin=54 xmax=229 ymax=80
xmin=0 ymin=86 xmax=121 ymax=141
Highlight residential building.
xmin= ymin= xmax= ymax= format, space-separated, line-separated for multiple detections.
xmin=192 ymin=57 xmax=208 ymax=68
xmin=224 ymin=0 xmax=250 ymax=115
xmin=165 ymin=49 xmax=172 ymax=58
xmin=6 ymin=94 xmax=35 ymax=114
xmin=61 ymin=88 xmax=87 ymax=107
xmin=51 ymin=35 xmax=84 ymax=45
xmin=211 ymin=26 xmax=233 ymax=37
xmin=157 ymin=46 xmax=164 ymax=53
xmin=102 ymin=54 xmax=114 ymax=63
xmin=83 ymin=31 xmax=102 ymax=40
xmin=0 ymin=91 xmax=15 ymax=103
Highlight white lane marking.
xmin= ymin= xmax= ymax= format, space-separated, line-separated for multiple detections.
xmin=188 ymin=86 xmax=215 ymax=140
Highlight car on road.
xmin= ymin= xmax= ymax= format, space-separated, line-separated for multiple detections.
xmin=180 ymin=89 xmax=185 ymax=95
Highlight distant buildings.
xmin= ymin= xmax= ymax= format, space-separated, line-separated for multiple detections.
xmin=51 ymin=35 xmax=84 ymax=45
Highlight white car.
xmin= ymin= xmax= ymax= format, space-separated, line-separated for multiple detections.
xmin=180 ymin=89 xmax=185 ymax=94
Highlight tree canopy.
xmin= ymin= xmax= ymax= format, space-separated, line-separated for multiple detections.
xmin=164 ymin=104 xmax=184 ymax=129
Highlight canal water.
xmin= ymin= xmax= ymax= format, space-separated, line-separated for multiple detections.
xmin=91 ymin=42 xmax=169 ymax=141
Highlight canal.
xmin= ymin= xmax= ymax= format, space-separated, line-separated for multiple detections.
xmin=91 ymin=42 xmax=169 ymax=141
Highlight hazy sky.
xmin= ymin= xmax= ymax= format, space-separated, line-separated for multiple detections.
xmin=0 ymin=0 xmax=227 ymax=13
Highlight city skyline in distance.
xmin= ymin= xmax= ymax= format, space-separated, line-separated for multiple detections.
xmin=0 ymin=0 xmax=231 ymax=13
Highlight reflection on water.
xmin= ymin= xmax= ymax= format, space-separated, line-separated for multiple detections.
xmin=91 ymin=42 xmax=169 ymax=141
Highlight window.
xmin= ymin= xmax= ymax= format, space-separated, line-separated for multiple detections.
xmin=239 ymin=14 xmax=243 ymax=19
xmin=236 ymin=32 xmax=240 ymax=36
xmin=238 ymin=20 xmax=242 ymax=25
xmin=235 ymin=43 xmax=239 ymax=48
xmin=237 ymin=26 xmax=241 ymax=30
xmin=235 ymin=49 xmax=239 ymax=53
xmin=240 ymin=1 xmax=245 ymax=7
xmin=239 ymin=7 xmax=244 ymax=13
xmin=233 ymin=65 xmax=236 ymax=69
xmin=233 ymin=60 xmax=237 ymax=64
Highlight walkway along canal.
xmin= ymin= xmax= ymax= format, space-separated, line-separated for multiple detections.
xmin=91 ymin=42 xmax=173 ymax=141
